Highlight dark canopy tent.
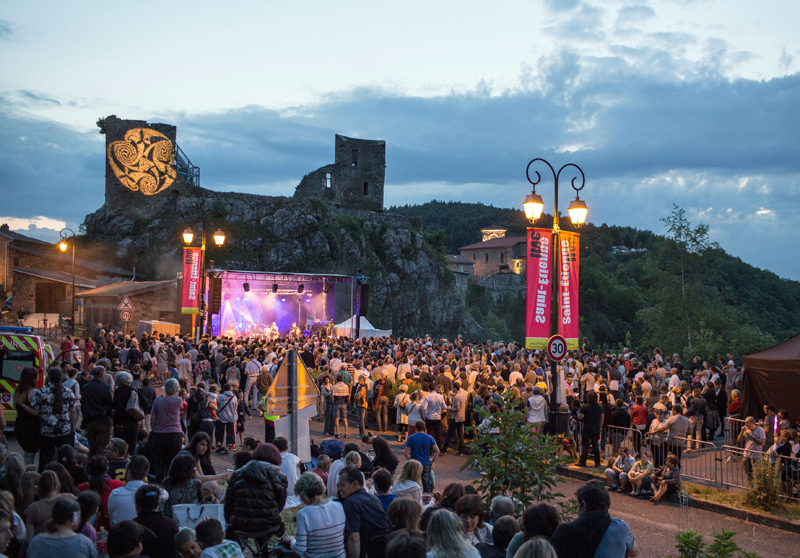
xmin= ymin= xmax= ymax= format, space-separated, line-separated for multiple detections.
xmin=740 ymin=333 xmax=800 ymax=422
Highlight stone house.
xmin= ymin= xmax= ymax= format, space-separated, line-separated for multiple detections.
xmin=77 ymin=280 xmax=183 ymax=334
xmin=445 ymin=254 xmax=475 ymax=291
xmin=459 ymin=228 xmax=526 ymax=277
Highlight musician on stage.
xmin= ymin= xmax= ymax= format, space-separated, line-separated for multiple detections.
xmin=289 ymin=322 xmax=301 ymax=340
xmin=269 ymin=321 xmax=279 ymax=340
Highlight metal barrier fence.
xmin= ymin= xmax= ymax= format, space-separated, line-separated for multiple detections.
xmin=725 ymin=415 xmax=745 ymax=447
xmin=576 ymin=420 xmax=800 ymax=503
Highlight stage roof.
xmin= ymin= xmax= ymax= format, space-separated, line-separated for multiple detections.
xmin=214 ymin=270 xmax=353 ymax=283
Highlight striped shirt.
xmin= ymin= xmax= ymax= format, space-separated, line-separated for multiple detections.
xmin=291 ymin=501 xmax=347 ymax=558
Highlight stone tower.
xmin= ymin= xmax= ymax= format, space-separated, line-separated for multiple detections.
xmin=294 ymin=134 xmax=386 ymax=211
xmin=103 ymin=116 xmax=196 ymax=217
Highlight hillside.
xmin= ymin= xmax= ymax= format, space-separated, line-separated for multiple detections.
xmin=388 ymin=201 xmax=800 ymax=360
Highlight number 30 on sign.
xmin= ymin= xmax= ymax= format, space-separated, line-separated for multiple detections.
xmin=547 ymin=334 xmax=567 ymax=362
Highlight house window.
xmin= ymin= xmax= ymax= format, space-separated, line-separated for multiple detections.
xmin=472 ymin=253 xmax=476 ymax=261
xmin=352 ymin=150 xmax=358 ymax=167
xmin=325 ymin=173 xmax=332 ymax=189
xmin=516 ymin=261 xmax=521 ymax=268
xmin=484 ymin=253 xmax=489 ymax=263
xmin=500 ymin=252 xmax=505 ymax=264
xmin=363 ymin=182 xmax=369 ymax=195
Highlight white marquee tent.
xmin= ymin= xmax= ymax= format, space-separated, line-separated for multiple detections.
xmin=334 ymin=315 xmax=392 ymax=338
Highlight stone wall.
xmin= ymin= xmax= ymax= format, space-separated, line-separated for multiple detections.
xmin=84 ymin=284 xmax=181 ymax=333
xmin=476 ymin=272 xmax=527 ymax=301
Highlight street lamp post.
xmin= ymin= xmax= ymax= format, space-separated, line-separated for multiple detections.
xmin=182 ymin=211 xmax=226 ymax=339
xmin=59 ymin=228 xmax=76 ymax=336
xmin=523 ymin=158 xmax=588 ymax=435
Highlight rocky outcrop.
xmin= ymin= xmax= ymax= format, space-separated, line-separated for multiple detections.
xmin=83 ymin=188 xmax=486 ymax=340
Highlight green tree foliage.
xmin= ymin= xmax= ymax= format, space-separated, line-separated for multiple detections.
xmin=670 ymin=530 xmax=761 ymax=558
xmin=390 ymin=202 xmax=800 ymax=359
xmin=461 ymin=407 xmax=570 ymax=511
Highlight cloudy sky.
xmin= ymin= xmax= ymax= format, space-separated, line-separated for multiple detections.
xmin=1 ymin=0 xmax=798 ymax=279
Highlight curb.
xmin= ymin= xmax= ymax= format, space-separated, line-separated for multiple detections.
xmin=556 ymin=465 xmax=800 ymax=535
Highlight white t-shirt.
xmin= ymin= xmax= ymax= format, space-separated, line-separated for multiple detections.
xmin=280 ymin=451 xmax=302 ymax=497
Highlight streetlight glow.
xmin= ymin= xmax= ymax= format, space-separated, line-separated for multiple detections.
xmin=523 ymin=192 xmax=545 ymax=224
xmin=183 ymin=227 xmax=194 ymax=245
xmin=213 ymin=229 xmax=225 ymax=247
xmin=59 ymin=240 xmax=68 ymax=252
xmin=568 ymin=197 xmax=588 ymax=228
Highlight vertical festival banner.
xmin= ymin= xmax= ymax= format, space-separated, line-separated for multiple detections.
xmin=526 ymin=228 xmax=553 ymax=350
xmin=181 ymin=247 xmax=203 ymax=314
xmin=558 ymin=231 xmax=580 ymax=350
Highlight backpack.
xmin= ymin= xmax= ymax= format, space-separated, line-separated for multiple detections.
xmin=126 ymin=389 xmax=145 ymax=422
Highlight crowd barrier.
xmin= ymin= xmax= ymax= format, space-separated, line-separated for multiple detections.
xmin=574 ymin=420 xmax=799 ymax=503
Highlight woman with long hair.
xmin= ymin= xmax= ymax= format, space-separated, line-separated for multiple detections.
xmin=44 ymin=462 xmax=78 ymax=496
xmin=162 ymin=452 xmax=202 ymax=519
xmin=419 ymin=482 xmax=465 ymax=532
xmin=515 ymin=538 xmax=559 ymax=558
xmin=24 ymin=470 xmax=77 ymax=542
xmin=371 ymin=436 xmax=399 ymax=475
xmin=185 ymin=432 xmax=228 ymax=482
xmin=0 ymin=454 xmax=26 ymax=515
xmin=27 ymin=498 xmax=95 ymax=557
xmin=77 ymin=455 xmax=124 ymax=530
xmin=391 ymin=459 xmax=423 ymax=504
xmin=33 ymin=368 xmax=77 ymax=473
xmin=426 ymin=509 xmax=480 ymax=558
xmin=77 ymin=490 xmax=100 ymax=545
xmin=12 ymin=367 xmax=41 ymax=465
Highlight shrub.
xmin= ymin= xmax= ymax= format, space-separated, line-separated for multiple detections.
xmin=742 ymin=457 xmax=782 ymax=511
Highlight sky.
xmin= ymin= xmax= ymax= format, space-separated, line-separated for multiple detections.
xmin=1 ymin=0 xmax=798 ymax=279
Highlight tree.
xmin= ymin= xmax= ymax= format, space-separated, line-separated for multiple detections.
xmin=461 ymin=407 xmax=570 ymax=511
xmin=660 ymin=204 xmax=717 ymax=349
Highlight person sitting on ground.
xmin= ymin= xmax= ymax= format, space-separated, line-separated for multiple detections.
xmin=488 ymin=495 xmax=515 ymax=524
xmin=175 ymin=529 xmax=202 ymax=558
xmin=161 ymin=452 xmax=202 ymax=519
xmin=549 ymin=480 xmax=639 ymax=558
xmin=514 ymin=538 xmax=558 ymax=558
xmin=604 ymin=447 xmax=635 ymax=493
xmin=419 ymin=482 xmax=465 ymax=533
xmin=627 ymin=452 xmax=655 ymax=497
xmin=456 ymin=494 xmax=492 ymax=546
xmin=58 ymin=444 xmax=88 ymax=487
xmin=426 ymin=509 xmax=480 ymax=558
xmin=27 ymin=498 xmax=96 ymax=558
xmin=371 ymin=436 xmax=399 ymax=475
xmin=107 ymin=520 xmax=145 ymax=558
xmin=133 ymin=483 xmax=179 ymax=558
xmin=311 ymin=454 xmax=331 ymax=486
xmin=505 ymin=503 xmax=560 ymax=558
xmin=104 ymin=438 xmax=130 ymax=483
xmin=391 ymin=459 xmax=423 ymax=505
xmin=650 ymin=453 xmax=682 ymax=504
xmin=107 ymin=455 xmax=167 ymax=525
xmin=371 ymin=497 xmax=423 ymax=558
xmin=24 ymin=470 xmax=77 ymax=542
xmin=232 ymin=451 xmax=252 ymax=471
xmin=274 ymin=437 xmax=302 ymax=498
xmin=337 ymin=464 xmax=390 ymax=558
xmin=196 ymin=517 xmax=245 ymax=558
xmin=282 ymin=472 xmax=346 ymax=558
xmin=77 ymin=490 xmax=101 ymax=546
xmin=372 ymin=468 xmax=398 ymax=512
xmin=477 ymin=515 xmax=519 ymax=558
xmin=224 ymin=443 xmax=287 ymax=538
xmin=386 ymin=529 xmax=426 ymax=558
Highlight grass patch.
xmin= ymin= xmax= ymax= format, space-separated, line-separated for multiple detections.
xmin=684 ymin=481 xmax=800 ymax=522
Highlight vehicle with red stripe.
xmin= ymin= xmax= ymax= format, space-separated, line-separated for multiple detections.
xmin=0 ymin=326 xmax=53 ymax=428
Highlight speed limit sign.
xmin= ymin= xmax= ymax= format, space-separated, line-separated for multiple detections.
xmin=120 ymin=310 xmax=132 ymax=322
xmin=546 ymin=334 xmax=568 ymax=362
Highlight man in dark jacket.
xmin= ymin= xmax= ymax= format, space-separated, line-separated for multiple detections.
xmin=337 ymin=464 xmax=389 ymax=558
xmin=82 ymin=365 xmax=114 ymax=456
xmin=577 ymin=391 xmax=604 ymax=467
xmin=224 ymin=443 xmax=287 ymax=536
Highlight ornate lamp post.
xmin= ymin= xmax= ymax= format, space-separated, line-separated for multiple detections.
xmin=182 ymin=211 xmax=226 ymax=338
xmin=524 ymin=158 xmax=588 ymax=434
xmin=58 ymin=228 xmax=76 ymax=335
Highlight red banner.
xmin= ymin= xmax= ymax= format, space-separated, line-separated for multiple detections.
xmin=558 ymin=231 xmax=580 ymax=350
xmin=181 ymin=247 xmax=203 ymax=314
xmin=526 ymin=228 xmax=553 ymax=350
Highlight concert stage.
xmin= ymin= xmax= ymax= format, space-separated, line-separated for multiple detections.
xmin=206 ymin=271 xmax=353 ymax=339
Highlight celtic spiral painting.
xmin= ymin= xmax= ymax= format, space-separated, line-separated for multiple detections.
xmin=107 ymin=128 xmax=177 ymax=195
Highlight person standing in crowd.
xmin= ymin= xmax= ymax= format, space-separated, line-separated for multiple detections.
xmin=82 ymin=365 xmax=115 ymax=457
xmin=150 ymin=378 xmax=184 ymax=482
xmin=550 ymin=480 xmax=638 ymax=557
xmin=441 ymin=381 xmax=467 ymax=456
xmin=12 ymin=367 xmax=41 ymax=466
xmin=740 ymin=415 xmax=766 ymax=479
xmin=214 ymin=384 xmax=238 ymax=454
xmin=33 ymin=369 xmax=77 ymax=472
xmin=112 ymin=372 xmax=139 ymax=455
xmin=422 ymin=385 xmax=447 ymax=448
xmin=333 ymin=374 xmax=351 ymax=439
xmin=405 ymin=421 xmax=439 ymax=494
xmin=394 ymin=384 xmax=410 ymax=443
xmin=576 ymin=391 xmax=603 ymax=467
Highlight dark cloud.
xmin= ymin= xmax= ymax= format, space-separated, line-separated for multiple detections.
xmin=0 ymin=47 xmax=797 ymax=278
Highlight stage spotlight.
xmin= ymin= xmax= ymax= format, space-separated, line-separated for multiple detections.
xmin=243 ymin=282 xmax=250 ymax=293
xmin=272 ymin=283 xmax=278 ymax=293
xmin=298 ymin=284 xmax=304 ymax=293
xmin=281 ymin=298 xmax=286 ymax=302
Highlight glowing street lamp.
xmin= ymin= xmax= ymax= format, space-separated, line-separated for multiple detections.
xmin=183 ymin=227 xmax=194 ymax=246
xmin=59 ymin=228 xmax=76 ymax=336
xmin=213 ymin=229 xmax=225 ymax=247
xmin=181 ymin=211 xmax=226 ymax=337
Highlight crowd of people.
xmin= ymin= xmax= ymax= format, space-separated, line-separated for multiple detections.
xmin=1 ymin=326 xmax=797 ymax=557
